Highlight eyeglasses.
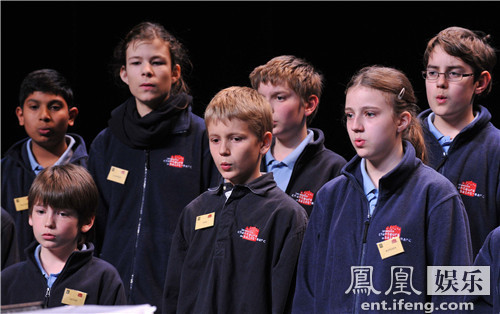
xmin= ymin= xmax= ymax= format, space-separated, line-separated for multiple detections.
xmin=422 ymin=70 xmax=474 ymax=82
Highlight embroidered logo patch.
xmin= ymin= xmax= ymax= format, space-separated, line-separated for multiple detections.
xmin=242 ymin=226 xmax=259 ymax=241
xmin=168 ymin=155 xmax=184 ymax=168
xmin=291 ymin=190 xmax=314 ymax=206
xmin=237 ymin=226 xmax=266 ymax=243
xmin=378 ymin=225 xmax=412 ymax=243
xmin=458 ymin=181 xmax=477 ymax=197
xmin=384 ymin=225 xmax=401 ymax=240
xmin=163 ymin=155 xmax=193 ymax=169
xmin=298 ymin=191 xmax=314 ymax=205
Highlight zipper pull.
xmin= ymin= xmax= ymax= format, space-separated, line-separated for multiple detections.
xmin=45 ymin=287 xmax=51 ymax=307
xmin=362 ymin=216 xmax=370 ymax=244
xmin=145 ymin=150 xmax=151 ymax=170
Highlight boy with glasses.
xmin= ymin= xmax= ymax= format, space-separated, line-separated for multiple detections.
xmin=418 ymin=26 xmax=500 ymax=257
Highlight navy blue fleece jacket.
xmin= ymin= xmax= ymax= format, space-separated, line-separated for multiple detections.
xmin=292 ymin=142 xmax=472 ymax=313
xmin=419 ymin=106 xmax=500 ymax=257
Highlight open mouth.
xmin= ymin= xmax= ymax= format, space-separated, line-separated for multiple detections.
xmin=38 ymin=128 xmax=52 ymax=135
xmin=354 ymin=139 xmax=365 ymax=147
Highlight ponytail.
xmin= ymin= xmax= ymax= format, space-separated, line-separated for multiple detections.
xmin=346 ymin=66 xmax=428 ymax=164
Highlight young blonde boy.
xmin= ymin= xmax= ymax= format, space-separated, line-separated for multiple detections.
xmin=250 ymin=55 xmax=346 ymax=215
xmin=418 ymin=27 xmax=500 ymax=257
xmin=163 ymin=86 xmax=308 ymax=313
xmin=1 ymin=164 xmax=126 ymax=308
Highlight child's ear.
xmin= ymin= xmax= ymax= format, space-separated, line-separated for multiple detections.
xmin=474 ymin=71 xmax=492 ymax=95
xmin=119 ymin=65 xmax=129 ymax=85
xmin=304 ymin=95 xmax=319 ymax=117
xmin=260 ymin=131 xmax=273 ymax=155
xmin=80 ymin=217 xmax=95 ymax=233
xmin=28 ymin=214 xmax=33 ymax=227
xmin=16 ymin=106 xmax=25 ymax=126
xmin=397 ymin=111 xmax=411 ymax=133
xmin=68 ymin=107 xmax=78 ymax=127
xmin=171 ymin=64 xmax=181 ymax=84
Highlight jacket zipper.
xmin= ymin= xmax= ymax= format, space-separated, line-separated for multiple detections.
xmin=354 ymin=211 xmax=372 ymax=314
xmin=128 ymin=150 xmax=150 ymax=299
xmin=44 ymin=287 xmax=51 ymax=307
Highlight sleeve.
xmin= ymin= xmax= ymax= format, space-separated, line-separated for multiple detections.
xmin=271 ymin=207 xmax=308 ymax=313
xmin=426 ymin=193 xmax=474 ymax=307
xmin=291 ymin=190 xmax=326 ymax=313
xmin=162 ymin=210 xmax=190 ymax=314
xmin=100 ymin=265 xmax=128 ymax=305
xmin=200 ymin=128 xmax=221 ymax=191
xmin=463 ymin=227 xmax=499 ymax=312
xmin=1 ymin=208 xmax=20 ymax=270
xmin=86 ymin=133 xmax=109 ymax=256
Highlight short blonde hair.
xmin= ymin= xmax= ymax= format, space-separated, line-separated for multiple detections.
xmin=204 ymin=86 xmax=272 ymax=138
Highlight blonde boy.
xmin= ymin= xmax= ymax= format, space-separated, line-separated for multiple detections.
xmin=163 ymin=86 xmax=308 ymax=313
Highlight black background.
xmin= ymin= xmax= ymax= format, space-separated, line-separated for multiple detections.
xmin=2 ymin=1 xmax=500 ymax=161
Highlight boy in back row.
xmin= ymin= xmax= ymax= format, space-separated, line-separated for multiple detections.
xmin=418 ymin=26 xmax=500 ymax=257
xmin=2 ymin=69 xmax=88 ymax=261
xmin=163 ymin=86 xmax=308 ymax=313
xmin=250 ymin=55 xmax=346 ymax=215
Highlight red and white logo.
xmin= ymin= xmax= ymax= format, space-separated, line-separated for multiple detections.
xmin=459 ymin=181 xmax=477 ymax=197
xmin=167 ymin=155 xmax=184 ymax=168
xmin=384 ymin=225 xmax=401 ymax=240
xmin=242 ymin=226 xmax=259 ymax=242
xmin=298 ymin=191 xmax=314 ymax=206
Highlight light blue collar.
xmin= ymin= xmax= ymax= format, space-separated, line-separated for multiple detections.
xmin=265 ymin=130 xmax=314 ymax=191
xmin=266 ymin=129 xmax=314 ymax=168
xmin=427 ymin=112 xmax=478 ymax=153
xmin=360 ymin=158 xmax=378 ymax=215
xmin=34 ymin=243 xmax=87 ymax=288
xmin=27 ymin=135 xmax=76 ymax=175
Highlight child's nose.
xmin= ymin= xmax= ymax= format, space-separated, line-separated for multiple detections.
xmin=39 ymin=106 xmax=51 ymax=121
xmin=350 ymin=116 xmax=364 ymax=132
xmin=436 ymin=74 xmax=448 ymax=88
xmin=219 ymin=141 xmax=230 ymax=156
xmin=142 ymin=63 xmax=153 ymax=76
xmin=44 ymin=213 xmax=55 ymax=228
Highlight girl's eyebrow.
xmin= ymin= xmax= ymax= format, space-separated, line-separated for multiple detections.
xmin=345 ymin=105 xmax=381 ymax=111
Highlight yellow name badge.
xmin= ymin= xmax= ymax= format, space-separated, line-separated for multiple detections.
xmin=195 ymin=212 xmax=215 ymax=230
xmin=61 ymin=288 xmax=87 ymax=306
xmin=377 ymin=236 xmax=404 ymax=259
xmin=14 ymin=196 xmax=29 ymax=211
xmin=107 ymin=166 xmax=129 ymax=184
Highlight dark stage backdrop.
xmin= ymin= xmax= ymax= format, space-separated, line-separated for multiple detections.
xmin=2 ymin=1 xmax=500 ymax=161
